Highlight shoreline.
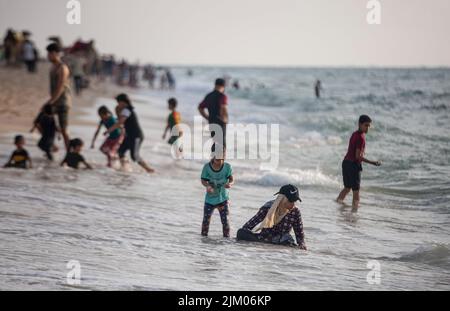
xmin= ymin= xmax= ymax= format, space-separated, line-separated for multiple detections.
xmin=0 ymin=62 xmax=123 ymax=138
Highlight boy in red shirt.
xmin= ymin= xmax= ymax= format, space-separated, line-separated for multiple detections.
xmin=337 ymin=115 xmax=381 ymax=210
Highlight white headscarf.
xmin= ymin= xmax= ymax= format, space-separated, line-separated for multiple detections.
xmin=253 ymin=194 xmax=290 ymax=233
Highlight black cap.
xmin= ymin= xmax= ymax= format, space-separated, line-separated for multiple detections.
xmin=274 ymin=184 xmax=302 ymax=203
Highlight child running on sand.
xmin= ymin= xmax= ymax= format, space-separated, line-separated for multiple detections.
xmin=31 ymin=104 xmax=59 ymax=160
xmin=91 ymin=106 xmax=124 ymax=167
xmin=200 ymin=154 xmax=234 ymax=237
xmin=337 ymin=115 xmax=381 ymax=210
xmin=3 ymin=135 xmax=32 ymax=169
xmin=162 ymin=98 xmax=183 ymax=155
xmin=61 ymin=138 xmax=92 ymax=170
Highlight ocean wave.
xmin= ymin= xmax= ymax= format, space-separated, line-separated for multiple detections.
xmin=396 ymin=90 xmax=450 ymax=103
xmin=237 ymin=89 xmax=286 ymax=107
xmin=397 ymin=90 xmax=426 ymax=98
xmin=289 ymin=132 xmax=343 ymax=148
xmin=432 ymin=91 xmax=450 ymax=100
xmin=421 ymin=103 xmax=449 ymax=111
xmin=239 ymin=168 xmax=339 ymax=187
xmin=400 ymin=244 xmax=450 ymax=268
xmin=383 ymin=244 xmax=450 ymax=269
xmin=352 ymin=93 xmax=396 ymax=109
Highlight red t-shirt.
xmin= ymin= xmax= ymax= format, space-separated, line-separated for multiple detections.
xmin=344 ymin=131 xmax=366 ymax=163
xmin=198 ymin=90 xmax=228 ymax=125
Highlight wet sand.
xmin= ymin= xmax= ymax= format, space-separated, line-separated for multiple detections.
xmin=0 ymin=62 xmax=119 ymax=136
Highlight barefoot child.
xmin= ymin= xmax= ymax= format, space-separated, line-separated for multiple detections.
xmin=91 ymin=106 xmax=124 ymax=167
xmin=61 ymin=138 xmax=92 ymax=169
xmin=200 ymin=155 xmax=234 ymax=237
xmin=162 ymin=98 xmax=183 ymax=155
xmin=109 ymin=94 xmax=155 ymax=173
xmin=30 ymin=105 xmax=60 ymax=152
xmin=3 ymin=135 xmax=32 ymax=169
xmin=337 ymin=115 xmax=381 ymax=210
xmin=34 ymin=104 xmax=59 ymax=160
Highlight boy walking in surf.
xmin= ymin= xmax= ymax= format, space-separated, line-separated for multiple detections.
xmin=162 ymin=98 xmax=183 ymax=156
xmin=337 ymin=115 xmax=381 ymax=210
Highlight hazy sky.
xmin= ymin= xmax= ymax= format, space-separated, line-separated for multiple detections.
xmin=1 ymin=0 xmax=449 ymax=67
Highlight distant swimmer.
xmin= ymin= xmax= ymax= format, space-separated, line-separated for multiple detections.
xmin=200 ymin=154 xmax=234 ymax=238
xmin=162 ymin=98 xmax=183 ymax=156
xmin=232 ymin=80 xmax=240 ymax=90
xmin=237 ymin=185 xmax=306 ymax=250
xmin=91 ymin=106 xmax=124 ymax=168
xmin=166 ymin=69 xmax=176 ymax=90
xmin=160 ymin=70 xmax=169 ymax=90
xmin=198 ymin=78 xmax=229 ymax=156
xmin=336 ymin=115 xmax=381 ymax=211
xmin=3 ymin=135 xmax=32 ymax=169
xmin=315 ymin=80 xmax=322 ymax=99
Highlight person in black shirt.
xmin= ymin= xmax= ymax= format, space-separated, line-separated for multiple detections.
xmin=61 ymin=138 xmax=92 ymax=169
xmin=3 ymin=135 xmax=32 ymax=169
xmin=107 ymin=93 xmax=155 ymax=173
xmin=33 ymin=104 xmax=59 ymax=160
xmin=198 ymin=78 xmax=229 ymax=158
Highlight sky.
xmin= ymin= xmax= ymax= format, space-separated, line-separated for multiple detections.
xmin=1 ymin=0 xmax=449 ymax=67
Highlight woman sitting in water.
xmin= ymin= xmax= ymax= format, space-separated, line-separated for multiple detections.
xmin=237 ymin=184 xmax=307 ymax=250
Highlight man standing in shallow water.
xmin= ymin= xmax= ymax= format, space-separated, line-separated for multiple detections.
xmin=198 ymin=78 xmax=229 ymax=154
xmin=337 ymin=115 xmax=381 ymax=211
xmin=46 ymin=43 xmax=72 ymax=151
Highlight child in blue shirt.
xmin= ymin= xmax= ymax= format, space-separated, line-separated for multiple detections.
xmin=200 ymin=156 xmax=234 ymax=237
xmin=91 ymin=106 xmax=124 ymax=167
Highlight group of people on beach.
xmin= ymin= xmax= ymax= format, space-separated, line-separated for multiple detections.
xmin=2 ymin=39 xmax=382 ymax=252
xmin=1 ymin=29 xmax=177 ymax=95
xmin=1 ymin=42 xmax=156 ymax=173
xmin=2 ymin=29 xmax=38 ymax=73
xmin=194 ymin=78 xmax=379 ymax=249
xmin=196 ymin=104 xmax=380 ymax=250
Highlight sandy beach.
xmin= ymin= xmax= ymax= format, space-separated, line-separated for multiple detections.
xmin=0 ymin=62 xmax=117 ymax=136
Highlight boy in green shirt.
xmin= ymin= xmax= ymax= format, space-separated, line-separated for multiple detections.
xmin=200 ymin=156 xmax=234 ymax=237
xmin=162 ymin=98 xmax=183 ymax=157
xmin=162 ymin=98 xmax=183 ymax=144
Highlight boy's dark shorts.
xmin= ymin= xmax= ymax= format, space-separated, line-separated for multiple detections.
xmin=168 ymin=136 xmax=179 ymax=145
xmin=118 ymin=136 xmax=143 ymax=162
xmin=342 ymin=160 xmax=362 ymax=191
xmin=53 ymin=105 xmax=69 ymax=130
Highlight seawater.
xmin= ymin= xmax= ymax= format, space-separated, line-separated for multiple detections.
xmin=0 ymin=67 xmax=449 ymax=290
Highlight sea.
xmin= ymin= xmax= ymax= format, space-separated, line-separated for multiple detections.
xmin=0 ymin=66 xmax=449 ymax=290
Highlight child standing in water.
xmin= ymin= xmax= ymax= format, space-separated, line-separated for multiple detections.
xmin=33 ymin=104 xmax=59 ymax=161
xmin=61 ymin=138 xmax=92 ymax=170
xmin=200 ymin=155 xmax=234 ymax=237
xmin=3 ymin=135 xmax=32 ymax=169
xmin=337 ymin=115 xmax=381 ymax=210
xmin=162 ymin=98 xmax=183 ymax=155
xmin=91 ymin=106 xmax=124 ymax=167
